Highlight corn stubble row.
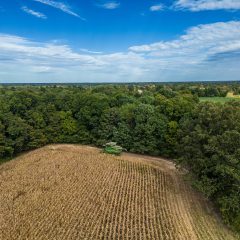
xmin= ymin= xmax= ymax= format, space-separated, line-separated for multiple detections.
xmin=0 ymin=145 xmax=237 ymax=239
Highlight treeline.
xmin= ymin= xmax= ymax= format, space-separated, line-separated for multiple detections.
xmin=177 ymin=102 xmax=240 ymax=231
xmin=0 ymin=85 xmax=197 ymax=157
xmin=0 ymin=84 xmax=239 ymax=232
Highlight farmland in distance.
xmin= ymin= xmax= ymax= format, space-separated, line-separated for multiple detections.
xmin=199 ymin=92 xmax=240 ymax=103
xmin=0 ymin=145 xmax=238 ymax=240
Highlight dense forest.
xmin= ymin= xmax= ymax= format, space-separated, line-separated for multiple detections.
xmin=0 ymin=83 xmax=239 ymax=232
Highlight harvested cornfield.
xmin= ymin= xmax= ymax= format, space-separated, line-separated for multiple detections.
xmin=0 ymin=145 xmax=238 ymax=240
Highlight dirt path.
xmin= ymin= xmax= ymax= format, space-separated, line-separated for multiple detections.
xmin=0 ymin=144 xmax=238 ymax=240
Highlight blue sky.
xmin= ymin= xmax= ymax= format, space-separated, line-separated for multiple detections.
xmin=1 ymin=0 xmax=240 ymax=83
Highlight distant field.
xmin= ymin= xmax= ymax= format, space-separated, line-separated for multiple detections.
xmin=200 ymin=92 xmax=240 ymax=103
xmin=199 ymin=97 xmax=238 ymax=103
xmin=227 ymin=92 xmax=240 ymax=98
xmin=0 ymin=145 xmax=238 ymax=240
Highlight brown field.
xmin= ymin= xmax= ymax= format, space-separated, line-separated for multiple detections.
xmin=0 ymin=144 xmax=238 ymax=240
xmin=227 ymin=92 xmax=240 ymax=98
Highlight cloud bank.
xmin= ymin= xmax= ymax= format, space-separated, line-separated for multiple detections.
xmin=174 ymin=0 xmax=240 ymax=11
xmin=0 ymin=21 xmax=240 ymax=82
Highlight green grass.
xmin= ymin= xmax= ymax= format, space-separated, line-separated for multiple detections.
xmin=199 ymin=97 xmax=240 ymax=103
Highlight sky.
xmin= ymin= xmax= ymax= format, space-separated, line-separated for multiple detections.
xmin=0 ymin=0 xmax=240 ymax=83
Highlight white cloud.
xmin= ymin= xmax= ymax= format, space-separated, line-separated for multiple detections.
xmin=1 ymin=21 xmax=240 ymax=82
xmin=150 ymin=4 xmax=164 ymax=12
xmin=129 ymin=21 xmax=240 ymax=59
xmin=0 ymin=34 xmax=147 ymax=82
xmin=174 ymin=0 xmax=240 ymax=11
xmin=80 ymin=49 xmax=103 ymax=54
xmin=31 ymin=66 xmax=53 ymax=73
xmin=0 ymin=34 xmax=103 ymax=66
xmin=98 ymin=2 xmax=120 ymax=9
xmin=33 ymin=0 xmax=85 ymax=20
xmin=21 ymin=6 xmax=47 ymax=19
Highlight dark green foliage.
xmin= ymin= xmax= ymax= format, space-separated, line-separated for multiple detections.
xmin=0 ymin=83 xmax=239 ymax=232
xmin=177 ymin=101 xmax=240 ymax=232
